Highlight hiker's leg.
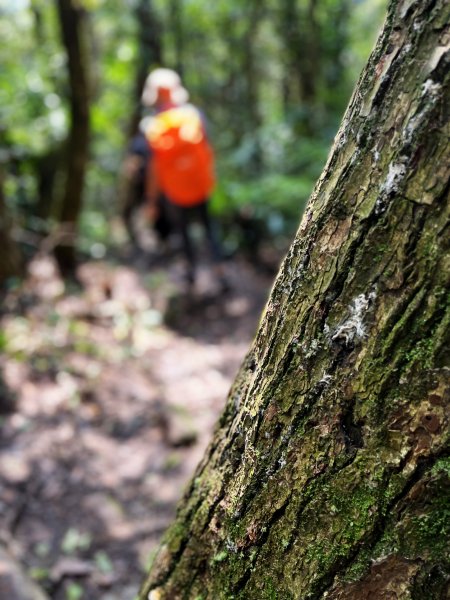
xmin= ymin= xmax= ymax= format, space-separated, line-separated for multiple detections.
xmin=122 ymin=200 xmax=136 ymax=244
xmin=122 ymin=185 xmax=143 ymax=248
xmin=154 ymin=195 xmax=172 ymax=243
xmin=198 ymin=200 xmax=223 ymax=262
xmin=170 ymin=205 xmax=196 ymax=282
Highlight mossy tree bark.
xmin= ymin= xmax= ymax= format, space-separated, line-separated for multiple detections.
xmin=54 ymin=0 xmax=91 ymax=277
xmin=141 ymin=1 xmax=449 ymax=598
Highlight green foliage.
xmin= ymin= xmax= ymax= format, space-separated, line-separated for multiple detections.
xmin=61 ymin=528 xmax=92 ymax=554
xmin=213 ymin=173 xmax=312 ymax=237
xmin=95 ymin=550 xmax=114 ymax=574
xmin=65 ymin=582 xmax=84 ymax=600
xmin=0 ymin=3 xmax=66 ymax=154
xmin=1 ymin=0 xmax=387 ymax=248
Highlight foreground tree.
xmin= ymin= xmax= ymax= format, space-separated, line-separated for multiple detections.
xmin=141 ymin=0 xmax=449 ymax=598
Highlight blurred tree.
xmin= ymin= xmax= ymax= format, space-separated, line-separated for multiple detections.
xmin=0 ymin=0 xmax=387 ymax=262
xmin=54 ymin=0 xmax=91 ymax=276
xmin=168 ymin=0 xmax=184 ymax=77
xmin=218 ymin=2 xmax=266 ymax=173
xmin=0 ymin=164 xmax=23 ymax=285
xmin=280 ymin=0 xmax=320 ymax=109
xmin=129 ymin=0 xmax=164 ymax=136
xmin=0 ymin=2 xmax=66 ymax=236
xmin=321 ymin=0 xmax=352 ymax=116
xmin=240 ymin=0 xmax=265 ymax=173
xmin=278 ymin=0 xmax=353 ymax=135
xmin=32 ymin=146 xmax=63 ymax=221
xmin=141 ymin=0 xmax=449 ymax=597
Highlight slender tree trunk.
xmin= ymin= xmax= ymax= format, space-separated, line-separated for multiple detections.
xmin=54 ymin=0 xmax=91 ymax=277
xmin=299 ymin=0 xmax=320 ymax=105
xmin=280 ymin=0 xmax=321 ymax=132
xmin=31 ymin=3 xmax=45 ymax=45
xmin=141 ymin=1 xmax=450 ymax=598
xmin=129 ymin=0 xmax=163 ymax=137
xmin=218 ymin=5 xmax=265 ymax=171
xmin=242 ymin=1 xmax=265 ymax=174
xmin=34 ymin=146 xmax=64 ymax=222
xmin=322 ymin=0 xmax=351 ymax=115
xmin=0 ymin=166 xmax=22 ymax=286
xmin=280 ymin=0 xmax=301 ymax=106
xmin=169 ymin=0 xmax=184 ymax=78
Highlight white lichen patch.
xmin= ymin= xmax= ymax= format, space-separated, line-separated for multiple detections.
xmin=305 ymin=338 xmax=320 ymax=359
xmin=332 ymin=291 xmax=377 ymax=345
xmin=281 ymin=424 xmax=293 ymax=443
xmin=421 ymin=78 xmax=441 ymax=97
xmin=233 ymin=391 xmax=242 ymax=412
xmin=319 ymin=372 xmax=333 ymax=386
xmin=336 ymin=130 xmax=348 ymax=150
xmin=381 ymin=160 xmax=407 ymax=195
xmin=404 ymin=113 xmax=422 ymax=143
xmin=226 ymin=538 xmax=238 ymax=553
xmin=374 ymin=196 xmax=386 ymax=215
xmin=265 ymin=465 xmax=274 ymax=477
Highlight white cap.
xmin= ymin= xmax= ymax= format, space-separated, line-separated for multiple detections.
xmin=142 ymin=68 xmax=189 ymax=106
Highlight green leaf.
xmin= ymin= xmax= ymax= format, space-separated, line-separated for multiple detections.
xmin=61 ymin=529 xmax=92 ymax=554
xmin=66 ymin=582 xmax=84 ymax=600
xmin=94 ymin=550 xmax=114 ymax=574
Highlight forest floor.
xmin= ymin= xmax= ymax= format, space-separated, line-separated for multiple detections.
xmin=0 ymin=237 xmax=279 ymax=600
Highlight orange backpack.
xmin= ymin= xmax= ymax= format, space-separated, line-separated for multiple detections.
xmin=144 ymin=105 xmax=215 ymax=207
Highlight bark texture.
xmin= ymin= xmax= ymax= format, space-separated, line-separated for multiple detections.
xmin=141 ymin=1 xmax=450 ymax=598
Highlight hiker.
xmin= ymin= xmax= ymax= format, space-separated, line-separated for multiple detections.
xmin=140 ymin=68 xmax=227 ymax=289
xmin=121 ymin=130 xmax=172 ymax=254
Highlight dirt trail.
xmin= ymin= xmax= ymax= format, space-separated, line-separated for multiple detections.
xmin=0 ymin=252 xmax=275 ymax=599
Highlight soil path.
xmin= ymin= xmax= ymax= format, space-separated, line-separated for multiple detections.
xmin=0 ymin=251 xmax=276 ymax=599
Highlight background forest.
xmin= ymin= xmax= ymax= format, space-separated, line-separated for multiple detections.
xmin=1 ymin=0 xmax=386 ymax=272
xmin=0 ymin=1 xmax=388 ymax=599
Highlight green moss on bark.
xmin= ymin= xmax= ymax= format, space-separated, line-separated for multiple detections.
xmin=140 ymin=1 xmax=450 ymax=598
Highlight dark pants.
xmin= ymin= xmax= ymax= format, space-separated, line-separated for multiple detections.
xmin=168 ymin=200 xmax=222 ymax=270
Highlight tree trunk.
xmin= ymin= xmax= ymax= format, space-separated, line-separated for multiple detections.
xmin=0 ymin=166 xmax=22 ymax=286
xmin=241 ymin=1 xmax=265 ymax=174
xmin=129 ymin=0 xmax=163 ymax=137
xmin=54 ymin=0 xmax=91 ymax=277
xmin=34 ymin=146 xmax=64 ymax=222
xmin=299 ymin=0 xmax=320 ymax=105
xmin=168 ymin=0 xmax=184 ymax=78
xmin=322 ymin=0 xmax=352 ymax=116
xmin=280 ymin=0 xmax=322 ymax=132
xmin=218 ymin=5 xmax=265 ymax=172
xmin=141 ymin=0 xmax=449 ymax=598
